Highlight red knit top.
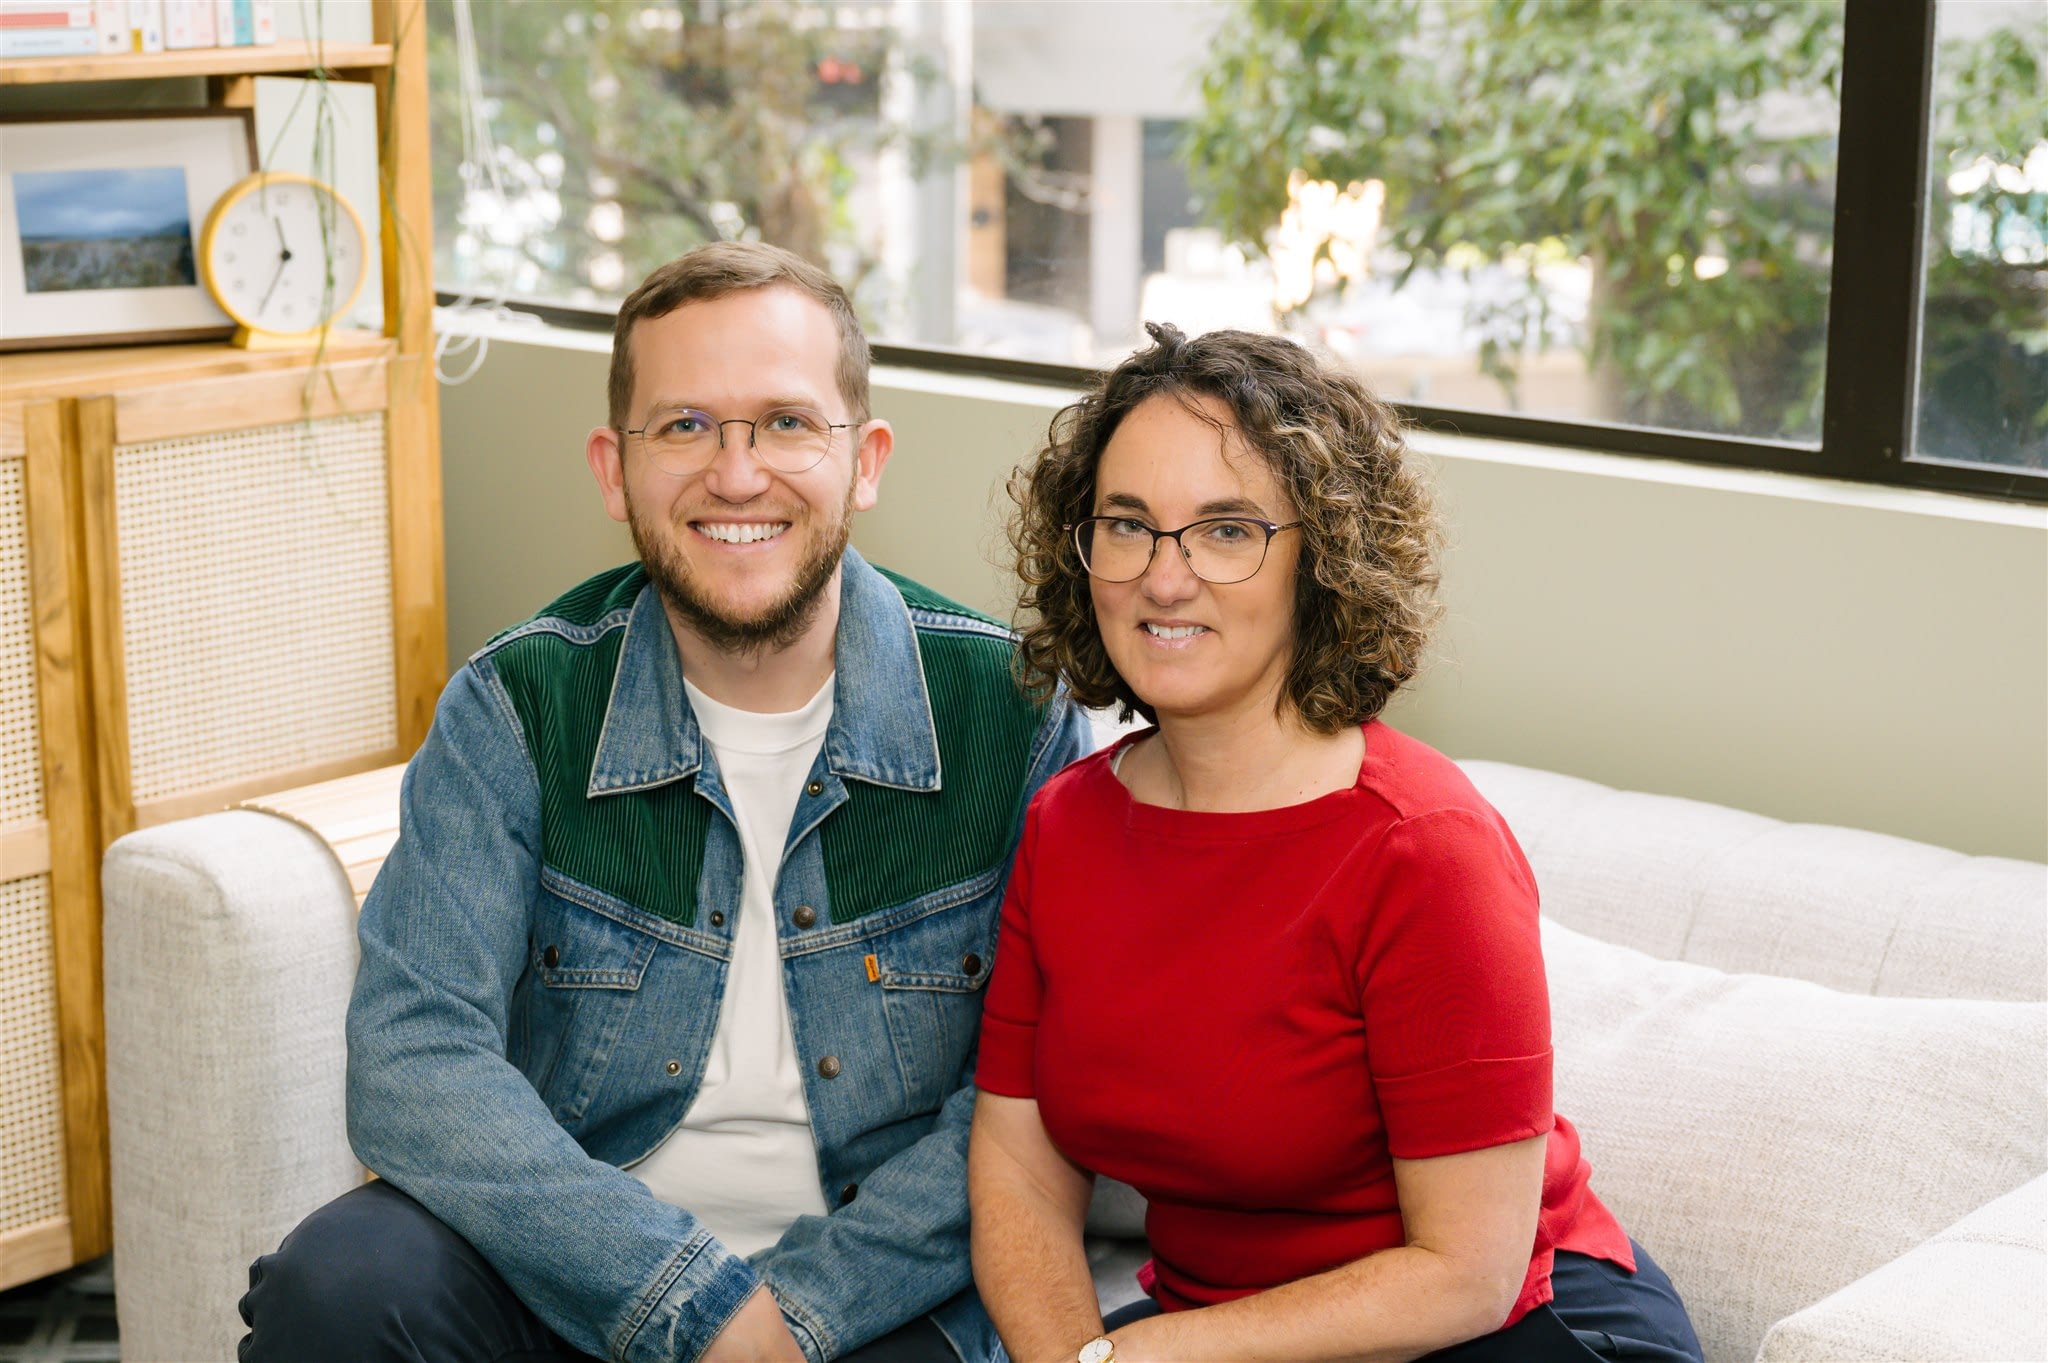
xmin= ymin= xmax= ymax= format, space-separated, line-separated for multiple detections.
xmin=976 ymin=721 xmax=1632 ymax=1324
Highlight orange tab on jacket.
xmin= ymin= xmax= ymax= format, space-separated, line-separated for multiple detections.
xmin=863 ymin=954 xmax=879 ymax=983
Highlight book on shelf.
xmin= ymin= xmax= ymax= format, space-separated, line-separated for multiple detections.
xmin=209 ymin=0 xmax=232 ymax=45
xmin=161 ymin=0 xmax=222 ymax=48
xmin=0 ymin=22 xmax=95 ymax=54
xmin=131 ymin=0 xmax=163 ymax=51
xmin=95 ymin=0 xmax=125 ymax=52
xmin=162 ymin=0 xmax=191 ymax=48
xmin=250 ymin=0 xmax=270 ymax=44
xmin=0 ymin=2 xmax=93 ymax=28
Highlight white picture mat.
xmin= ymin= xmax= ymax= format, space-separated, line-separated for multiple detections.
xmin=0 ymin=115 xmax=252 ymax=344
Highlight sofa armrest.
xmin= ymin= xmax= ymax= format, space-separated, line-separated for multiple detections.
xmin=104 ymin=810 xmax=364 ymax=1363
xmin=1754 ymin=1175 xmax=2045 ymax=1363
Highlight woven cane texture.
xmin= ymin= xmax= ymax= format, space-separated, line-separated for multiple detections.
xmin=0 ymin=873 xmax=66 ymax=1234
xmin=0 ymin=461 xmax=43 ymax=826
xmin=115 ymin=414 xmax=397 ymax=804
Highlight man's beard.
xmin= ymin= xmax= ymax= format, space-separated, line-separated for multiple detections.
xmin=626 ymin=481 xmax=855 ymax=655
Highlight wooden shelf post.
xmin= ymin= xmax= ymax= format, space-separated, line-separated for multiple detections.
xmin=373 ymin=0 xmax=447 ymax=754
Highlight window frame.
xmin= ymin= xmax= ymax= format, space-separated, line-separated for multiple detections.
xmin=438 ymin=0 xmax=2046 ymax=505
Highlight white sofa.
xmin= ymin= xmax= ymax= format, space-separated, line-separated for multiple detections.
xmin=100 ymin=760 xmax=2046 ymax=1363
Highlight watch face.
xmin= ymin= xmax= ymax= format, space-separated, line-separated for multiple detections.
xmin=205 ymin=177 xmax=365 ymax=334
xmin=1078 ymin=1339 xmax=1115 ymax=1363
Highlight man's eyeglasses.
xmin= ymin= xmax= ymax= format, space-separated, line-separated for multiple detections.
xmin=1067 ymin=515 xmax=1302 ymax=585
xmin=619 ymin=405 xmax=860 ymax=476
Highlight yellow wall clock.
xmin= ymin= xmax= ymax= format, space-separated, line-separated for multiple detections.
xmin=198 ymin=171 xmax=369 ymax=350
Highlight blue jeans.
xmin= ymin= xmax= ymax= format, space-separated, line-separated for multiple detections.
xmin=1100 ymin=1241 xmax=1703 ymax=1363
xmin=238 ymin=1181 xmax=961 ymax=1363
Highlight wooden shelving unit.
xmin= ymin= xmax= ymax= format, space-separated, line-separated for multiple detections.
xmin=0 ymin=0 xmax=443 ymax=1291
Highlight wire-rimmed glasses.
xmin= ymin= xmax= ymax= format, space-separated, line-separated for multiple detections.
xmin=619 ymin=405 xmax=860 ymax=475
xmin=1067 ymin=515 xmax=1302 ymax=584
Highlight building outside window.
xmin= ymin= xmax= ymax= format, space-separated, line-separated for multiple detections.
xmin=429 ymin=0 xmax=2046 ymax=486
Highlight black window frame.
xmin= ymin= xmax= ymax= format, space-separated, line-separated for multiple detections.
xmin=440 ymin=0 xmax=2046 ymax=506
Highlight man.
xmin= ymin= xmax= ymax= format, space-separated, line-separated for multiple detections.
xmin=239 ymin=242 xmax=1091 ymax=1363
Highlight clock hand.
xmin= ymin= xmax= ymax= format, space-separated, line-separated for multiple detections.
xmin=273 ymin=215 xmax=291 ymax=260
xmin=257 ymin=254 xmax=289 ymax=315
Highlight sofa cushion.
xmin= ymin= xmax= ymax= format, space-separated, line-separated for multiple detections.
xmin=1544 ymin=917 xmax=2046 ymax=1363
xmin=1756 ymin=1174 xmax=2046 ymax=1362
xmin=1465 ymin=761 xmax=2047 ymax=1001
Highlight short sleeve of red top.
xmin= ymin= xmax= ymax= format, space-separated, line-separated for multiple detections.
xmin=976 ymin=720 xmax=1631 ymax=1324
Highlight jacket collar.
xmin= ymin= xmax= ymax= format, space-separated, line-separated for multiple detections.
xmin=586 ymin=546 xmax=942 ymax=797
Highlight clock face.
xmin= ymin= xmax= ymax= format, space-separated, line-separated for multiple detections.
xmin=203 ymin=176 xmax=366 ymax=335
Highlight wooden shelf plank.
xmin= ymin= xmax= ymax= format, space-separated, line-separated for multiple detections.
xmin=1 ymin=330 xmax=393 ymax=403
xmin=0 ymin=41 xmax=392 ymax=86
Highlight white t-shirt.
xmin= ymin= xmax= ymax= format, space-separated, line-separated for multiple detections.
xmin=627 ymin=674 xmax=834 ymax=1256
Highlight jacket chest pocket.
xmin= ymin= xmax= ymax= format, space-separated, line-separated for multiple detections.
xmin=514 ymin=890 xmax=660 ymax=1129
xmin=873 ymin=899 xmax=995 ymax=1113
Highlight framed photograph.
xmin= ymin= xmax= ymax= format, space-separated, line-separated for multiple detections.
xmin=0 ymin=111 xmax=257 ymax=351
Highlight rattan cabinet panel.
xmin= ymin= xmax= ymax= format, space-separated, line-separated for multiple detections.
xmin=0 ymin=462 xmax=42 ymax=827
xmin=0 ymin=399 xmax=98 ymax=1291
xmin=0 ymin=459 xmax=69 ymax=1288
xmin=114 ymin=413 xmax=398 ymax=807
xmin=0 ymin=873 xmax=67 ymax=1246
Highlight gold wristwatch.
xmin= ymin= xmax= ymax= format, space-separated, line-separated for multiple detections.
xmin=1077 ymin=1339 xmax=1115 ymax=1363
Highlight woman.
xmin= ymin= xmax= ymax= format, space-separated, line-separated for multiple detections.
xmin=968 ymin=324 xmax=1702 ymax=1363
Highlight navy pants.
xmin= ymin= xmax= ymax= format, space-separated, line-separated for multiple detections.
xmin=238 ymin=1180 xmax=956 ymax=1363
xmin=1102 ymin=1240 xmax=1703 ymax=1363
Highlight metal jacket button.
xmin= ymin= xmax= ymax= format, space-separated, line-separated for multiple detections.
xmin=806 ymin=780 xmax=825 ymax=797
xmin=962 ymin=952 xmax=984 ymax=976
xmin=710 ymin=911 xmax=726 ymax=928
xmin=839 ymin=1183 xmax=858 ymax=1205
xmin=817 ymin=1055 xmax=841 ymax=1079
xmin=542 ymin=945 xmax=560 ymax=969
xmin=793 ymin=905 xmax=817 ymax=929
xmin=665 ymin=1060 xmax=681 ymax=1076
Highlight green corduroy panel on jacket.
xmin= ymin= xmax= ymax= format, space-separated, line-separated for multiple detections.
xmin=819 ymin=571 xmax=1045 ymax=925
xmin=489 ymin=566 xmax=712 ymax=928
xmin=486 ymin=563 xmax=1045 ymax=931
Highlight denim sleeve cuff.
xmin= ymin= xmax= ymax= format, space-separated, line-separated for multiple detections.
xmin=618 ymin=1232 xmax=764 ymax=1363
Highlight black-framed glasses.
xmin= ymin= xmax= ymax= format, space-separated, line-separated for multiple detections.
xmin=619 ymin=405 xmax=861 ymax=475
xmin=1067 ymin=515 xmax=1302 ymax=585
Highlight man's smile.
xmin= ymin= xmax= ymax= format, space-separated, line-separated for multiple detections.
xmin=692 ymin=520 xmax=792 ymax=545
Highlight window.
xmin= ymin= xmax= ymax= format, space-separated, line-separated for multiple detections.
xmin=1915 ymin=0 xmax=2046 ymax=473
xmin=430 ymin=0 xmax=2046 ymax=500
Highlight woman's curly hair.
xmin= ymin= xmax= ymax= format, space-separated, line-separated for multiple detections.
xmin=1009 ymin=322 xmax=1442 ymax=733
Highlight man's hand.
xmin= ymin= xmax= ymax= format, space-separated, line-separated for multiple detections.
xmin=701 ymin=1287 xmax=806 ymax=1363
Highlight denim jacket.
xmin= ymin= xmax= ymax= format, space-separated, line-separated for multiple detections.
xmin=347 ymin=548 xmax=1090 ymax=1363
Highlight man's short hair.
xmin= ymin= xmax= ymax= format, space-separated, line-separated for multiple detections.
xmin=608 ymin=241 xmax=872 ymax=429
